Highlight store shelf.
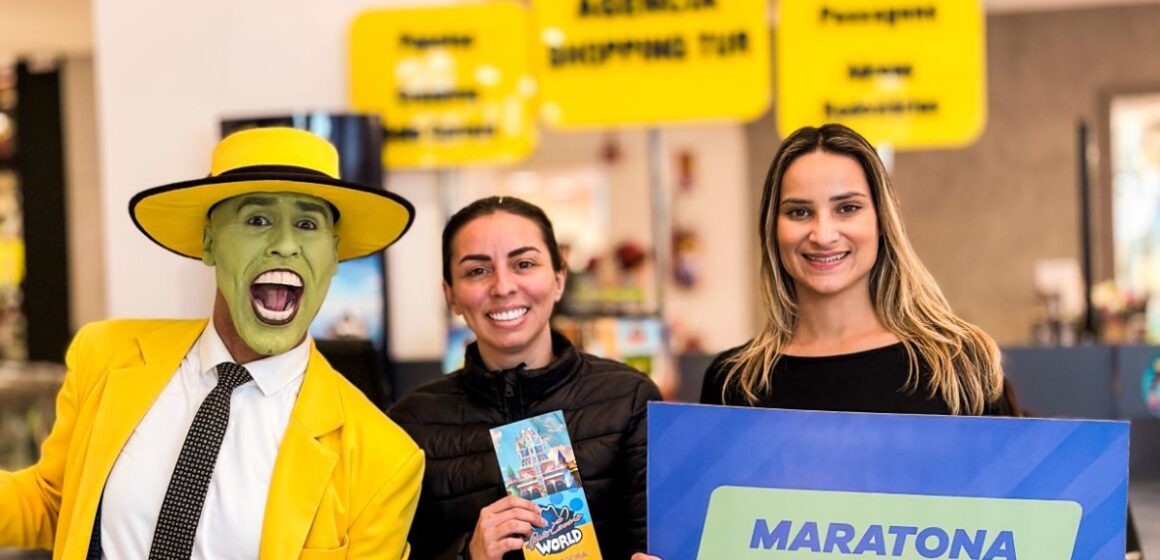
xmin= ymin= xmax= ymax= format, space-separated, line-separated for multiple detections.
xmin=0 ymin=361 xmax=62 ymax=471
xmin=0 ymin=361 xmax=62 ymax=399
xmin=0 ymin=550 xmax=50 ymax=559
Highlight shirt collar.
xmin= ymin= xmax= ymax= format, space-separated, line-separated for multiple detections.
xmin=197 ymin=321 xmax=310 ymax=397
xmin=459 ymin=330 xmax=582 ymax=400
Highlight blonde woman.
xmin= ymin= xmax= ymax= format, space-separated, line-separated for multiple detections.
xmin=701 ymin=123 xmax=1010 ymax=415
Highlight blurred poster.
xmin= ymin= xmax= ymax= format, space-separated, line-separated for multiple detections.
xmin=1111 ymin=93 xmax=1160 ymax=300
xmin=584 ymin=316 xmax=665 ymax=376
xmin=552 ymin=316 xmax=678 ymax=399
xmin=1141 ymin=352 xmax=1160 ymax=417
xmin=312 ymin=255 xmax=384 ymax=346
xmin=442 ymin=324 xmax=475 ymax=374
xmin=0 ymin=171 xmax=24 ymax=361
xmin=0 ymin=64 xmax=24 ymax=361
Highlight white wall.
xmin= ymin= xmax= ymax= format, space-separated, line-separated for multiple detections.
xmin=61 ymin=56 xmax=105 ymax=330
xmin=384 ymin=170 xmax=448 ymax=360
xmin=0 ymin=0 xmax=92 ymax=58
xmin=92 ymin=0 xmax=753 ymax=360
xmin=662 ymin=124 xmax=754 ymax=352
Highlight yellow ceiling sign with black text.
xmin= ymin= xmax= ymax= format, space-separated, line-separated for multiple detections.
xmin=350 ymin=2 xmax=536 ymax=168
xmin=777 ymin=1 xmax=986 ymax=149
xmin=532 ymin=0 xmax=771 ymax=128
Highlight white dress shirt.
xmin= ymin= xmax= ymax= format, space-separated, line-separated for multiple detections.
xmin=100 ymin=322 xmax=309 ymax=559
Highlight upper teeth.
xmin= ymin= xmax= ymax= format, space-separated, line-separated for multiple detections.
xmin=255 ymin=270 xmax=302 ymax=287
xmin=808 ymin=254 xmax=846 ymax=263
xmin=489 ymin=308 xmax=528 ymax=321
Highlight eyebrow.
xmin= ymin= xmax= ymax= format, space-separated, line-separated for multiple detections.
xmin=457 ymin=246 xmax=541 ymax=265
xmin=235 ymin=195 xmax=278 ymax=212
xmin=295 ymin=200 xmax=330 ymax=216
xmin=233 ymin=196 xmax=336 ymax=221
xmin=781 ymin=192 xmax=869 ymax=205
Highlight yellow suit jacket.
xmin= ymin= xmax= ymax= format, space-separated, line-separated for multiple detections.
xmin=0 ymin=319 xmax=424 ymax=559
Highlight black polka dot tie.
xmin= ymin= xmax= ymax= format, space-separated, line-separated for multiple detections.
xmin=148 ymin=362 xmax=252 ymax=560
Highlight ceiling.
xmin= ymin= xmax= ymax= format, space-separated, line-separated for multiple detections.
xmin=1 ymin=0 xmax=1158 ymax=58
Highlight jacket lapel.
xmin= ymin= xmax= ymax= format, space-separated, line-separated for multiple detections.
xmin=259 ymin=344 xmax=344 ymax=559
xmin=65 ymin=320 xmax=206 ymax=559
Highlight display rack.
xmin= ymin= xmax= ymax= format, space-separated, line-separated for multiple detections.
xmin=0 ymin=361 xmax=62 ymax=471
xmin=0 ymin=363 xmax=59 ymax=560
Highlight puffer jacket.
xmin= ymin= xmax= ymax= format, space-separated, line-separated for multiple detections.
xmin=388 ymin=331 xmax=661 ymax=559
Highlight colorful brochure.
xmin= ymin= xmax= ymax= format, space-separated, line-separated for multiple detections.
xmin=490 ymin=410 xmax=603 ymax=559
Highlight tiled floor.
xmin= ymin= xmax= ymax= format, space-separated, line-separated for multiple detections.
xmin=1133 ymin=481 xmax=1160 ymax=558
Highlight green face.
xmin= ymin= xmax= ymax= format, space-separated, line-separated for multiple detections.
xmin=203 ymin=192 xmax=339 ymax=357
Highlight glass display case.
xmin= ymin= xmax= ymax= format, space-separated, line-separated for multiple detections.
xmin=0 ymin=361 xmax=60 ymax=559
xmin=0 ymin=361 xmax=60 ymax=471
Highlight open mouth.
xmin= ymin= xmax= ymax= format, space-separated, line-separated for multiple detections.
xmin=250 ymin=269 xmax=304 ymax=325
xmin=488 ymin=307 xmax=528 ymax=322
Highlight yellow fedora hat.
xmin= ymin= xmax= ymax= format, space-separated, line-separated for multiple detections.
xmin=130 ymin=127 xmax=414 ymax=261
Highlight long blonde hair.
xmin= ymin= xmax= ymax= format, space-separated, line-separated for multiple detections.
xmin=724 ymin=124 xmax=1003 ymax=414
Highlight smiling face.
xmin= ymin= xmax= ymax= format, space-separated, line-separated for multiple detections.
xmin=203 ymin=192 xmax=339 ymax=360
xmin=776 ymin=150 xmax=879 ymax=304
xmin=443 ymin=211 xmax=566 ymax=371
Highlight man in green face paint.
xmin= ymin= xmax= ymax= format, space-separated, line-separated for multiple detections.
xmin=204 ymin=192 xmax=341 ymax=361
xmin=0 ymin=127 xmax=424 ymax=559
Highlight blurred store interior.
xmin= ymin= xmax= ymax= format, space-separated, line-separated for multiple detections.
xmin=4 ymin=0 xmax=1160 ymax=556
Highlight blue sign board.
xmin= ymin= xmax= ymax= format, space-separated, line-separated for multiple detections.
xmin=647 ymin=403 xmax=1129 ymax=559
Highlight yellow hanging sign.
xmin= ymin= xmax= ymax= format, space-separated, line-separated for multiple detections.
xmin=350 ymin=2 xmax=536 ymax=168
xmin=777 ymin=1 xmax=986 ymax=149
xmin=531 ymin=0 xmax=771 ymax=128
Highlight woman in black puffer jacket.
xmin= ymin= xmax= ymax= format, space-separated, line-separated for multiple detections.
xmin=389 ymin=196 xmax=660 ymax=560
